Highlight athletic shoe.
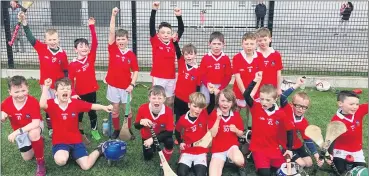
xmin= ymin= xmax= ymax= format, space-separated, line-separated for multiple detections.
xmin=112 ymin=130 xmax=120 ymax=139
xmin=35 ymin=161 xmax=46 ymax=176
xmin=91 ymin=130 xmax=101 ymax=141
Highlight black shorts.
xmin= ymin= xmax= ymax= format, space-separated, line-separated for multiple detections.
xmin=291 ymin=146 xmax=310 ymax=162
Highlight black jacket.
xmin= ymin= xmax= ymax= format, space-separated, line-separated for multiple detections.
xmin=255 ymin=3 xmax=267 ymax=18
xmin=341 ymin=3 xmax=353 ymax=20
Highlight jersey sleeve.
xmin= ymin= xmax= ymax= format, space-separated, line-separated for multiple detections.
xmin=68 ymin=64 xmax=77 ymax=94
xmin=275 ymin=51 xmax=283 ymax=71
xmin=29 ymin=98 xmax=42 ymax=120
xmin=108 ymin=42 xmax=117 ymax=60
xmin=44 ymin=99 xmax=54 ymax=114
xmin=1 ymin=98 xmax=11 ymax=115
xmin=281 ymin=111 xmax=294 ymax=131
xmin=199 ymin=56 xmax=208 ymax=85
xmin=75 ymin=99 xmax=92 ymax=113
xmin=61 ymin=51 xmax=69 ymax=71
xmin=207 ymin=110 xmax=217 ymax=129
xmin=150 ymin=34 xmax=159 ymax=46
xmin=34 ymin=40 xmax=46 ymax=55
xmin=225 ymin=56 xmax=233 ymax=76
xmin=299 ymin=118 xmax=310 ymax=140
xmin=134 ymin=105 xmax=144 ymax=124
xmin=232 ymin=55 xmax=240 ymax=74
xmin=357 ymin=103 xmax=368 ymax=120
xmin=257 ymin=56 xmax=265 ymax=72
xmin=130 ymin=52 xmax=139 ymax=72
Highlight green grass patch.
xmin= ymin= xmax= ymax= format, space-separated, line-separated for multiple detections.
xmin=1 ymin=79 xmax=367 ymax=176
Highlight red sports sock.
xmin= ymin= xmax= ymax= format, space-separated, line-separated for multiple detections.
xmin=127 ymin=113 xmax=132 ymax=129
xmin=31 ymin=137 xmax=44 ymax=162
xmin=162 ymin=148 xmax=173 ymax=162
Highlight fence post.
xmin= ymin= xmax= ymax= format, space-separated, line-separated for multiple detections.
xmin=267 ymin=1 xmax=275 ymax=46
xmin=131 ymin=1 xmax=137 ymax=55
xmin=2 ymin=1 xmax=15 ymax=69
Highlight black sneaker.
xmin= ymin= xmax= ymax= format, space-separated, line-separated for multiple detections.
xmin=239 ymin=167 xmax=247 ymax=176
xmin=112 ymin=130 xmax=120 ymax=139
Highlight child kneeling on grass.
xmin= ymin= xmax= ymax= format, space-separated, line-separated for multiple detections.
xmin=1 ymin=76 xmax=46 ymax=176
xmin=40 ymin=77 xmax=112 ymax=170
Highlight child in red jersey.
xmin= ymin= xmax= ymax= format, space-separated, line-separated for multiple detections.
xmin=150 ymin=2 xmax=184 ymax=108
xmin=255 ymin=27 xmax=283 ymax=96
xmin=134 ymin=85 xmax=175 ymax=174
xmin=1 ymin=76 xmax=46 ymax=176
xmin=40 ymin=78 xmax=112 ymax=170
xmin=68 ymin=17 xmax=101 ymax=143
xmin=173 ymin=41 xmax=201 ymax=143
xmin=326 ymin=91 xmax=368 ymax=174
xmin=175 ymin=92 xmax=215 ymax=176
xmin=243 ymin=72 xmax=294 ymax=176
xmin=279 ymin=77 xmax=323 ymax=168
xmin=199 ymin=31 xmax=232 ymax=105
xmin=106 ymin=7 xmax=139 ymax=139
xmin=19 ymin=12 xmax=69 ymax=136
xmin=208 ymin=88 xmax=246 ymax=176
xmin=233 ymin=32 xmax=264 ymax=110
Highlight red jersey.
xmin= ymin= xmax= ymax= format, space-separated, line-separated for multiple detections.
xmin=1 ymin=95 xmax=42 ymax=131
xmin=279 ymin=104 xmax=310 ymax=149
xmin=45 ymin=98 xmax=92 ymax=145
xmin=69 ymin=25 xmax=99 ymax=95
xmin=150 ymin=34 xmax=176 ymax=79
xmin=331 ymin=104 xmax=368 ymax=152
xmin=257 ymin=48 xmax=283 ymax=87
xmin=199 ymin=52 xmax=232 ymax=89
xmin=135 ymin=103 xmax=174 ymax=139
xmin=249 ymin=102 xmax=294 ymax=154
xmin=175 ymin=58 xmax=201 ymax=102
xmin=175 ymin=111 xmax=209 ymax=154
xmin=34 ymin=40 xmax=69 ymax=89
xmin=232 ymin=51 xmax=264 ymax=100
xmin=106 ymin=45 xmax=139 ymax=89
xmin=208 ymin=109 xmax=244 ymax=153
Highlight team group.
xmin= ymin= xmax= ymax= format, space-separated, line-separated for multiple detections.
xmin=1 ymin=2 xmax=367 ymax=176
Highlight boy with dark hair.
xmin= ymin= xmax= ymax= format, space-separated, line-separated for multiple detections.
xmin=19 ymin=12 xmax=69 ymax=136
xmin=106 ymin=7 xmax=139 ymax=139
xmin=326 ymin=91 xmax=367 ymax=174
xmin=199 ymin=31 xmax=232 ymax=104
xmin=243 ymin=72 xmax=294 ymax=176
xmin=1 ymin=75 xmax=46 ymax=176
xmin=150 ymin=1 xmax=184 ymax=109
xmin=40 ymin=78 xmax=112 ymax=170
xmin=68 ymin=17 xmax=100 ymax=143
xmin=134 ymin=85 xmax=175 ymax=174
xmin=233 ymin=32 xmax=264 ymax=110
xmin=255 ymin=27 xmax=283 ymax=97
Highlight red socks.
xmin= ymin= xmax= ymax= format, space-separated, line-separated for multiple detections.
xmin=163 ymin=148 xmax=173 ymax=162
xmin=31 ymin=137 xmax=44 ymax=163
xmin=127 ymin=113 xmax=132 ymax=129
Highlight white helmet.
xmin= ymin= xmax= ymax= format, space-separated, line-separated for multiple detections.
xmin=315 ymin=80 xmax=331 ymax=91
xmin=277 ymin=162 xmax=302 ymax=176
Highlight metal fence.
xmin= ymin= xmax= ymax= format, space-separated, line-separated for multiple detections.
xmin=1 ymin=1 xmax=368 ymax=76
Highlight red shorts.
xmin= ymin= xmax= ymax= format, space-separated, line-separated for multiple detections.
xmin=252 ymin=150 xmax=285 ymax=170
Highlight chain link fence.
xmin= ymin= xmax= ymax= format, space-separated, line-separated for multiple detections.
xmin=1 ymin=1 xmax=368 ymax=76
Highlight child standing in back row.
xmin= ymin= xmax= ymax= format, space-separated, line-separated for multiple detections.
xmin=19 ymin=12 xmax=69 ymax=137
xmin=255 ymin=27 xmax=283 ymax=97
xmin=106 ymin=7 xmax=139 ymax=139
xmin=199 ymin=32 xmax=232 ymax=104
xmin=150 ymin=1 xmax=184 ymax=109
xmin=68 ymin=17 xmax=101 ymax=144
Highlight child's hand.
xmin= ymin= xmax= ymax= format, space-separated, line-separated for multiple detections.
xmin=254 ymin=71 xmax=262 ymax=82
xmin=174 ymin=7 xmax=182 ymax=16
xmin=213 ymin=88 xmax=220 ymax=95
xmin=112 ymin=7 xmax=119 ymax=16
xmin=143 ymin=137 xmax=153 ymax=147
xmin=103 ymin=105 xmax=113 ymax=112
xmin=325 ymin=154 xmax=334 ymax=165
xmin=8 ymin=130 xmax=19 ymax=143
xmin=152 ymin=2 xmax=160 ymax=10
xmin=179 ymin=143 xmax=186 ymax=150
xmin=172 ymin=33 xmax=178 ymax=42
xmin=229 ymin=124 xmax=239 ymax=133
xmin=314 ymin=153 xmax=324 ymax=167
xmin=18 ymin=11 xmax=25 ymax=21
xmin=44 ymin=78 xmax=52 ymax=88
xmin=207 ymin=83 xmax=215 ymax=93
xmin=1 ymin=112 xmax=7 ymax=123
xmin=140 ymin=119 xmax=153 ymax=127
xmin=126 ymin=85 xmax=133 ymax=93
xmin=277 ymin=89 xmax=282 ymax=96
xmin=283 ymin=150 xmax=293 ymax=160
xmin=88 ymin=17 xmax=95 ymax=25
xmin=71 ymin=95 xmax=80 ymax=99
